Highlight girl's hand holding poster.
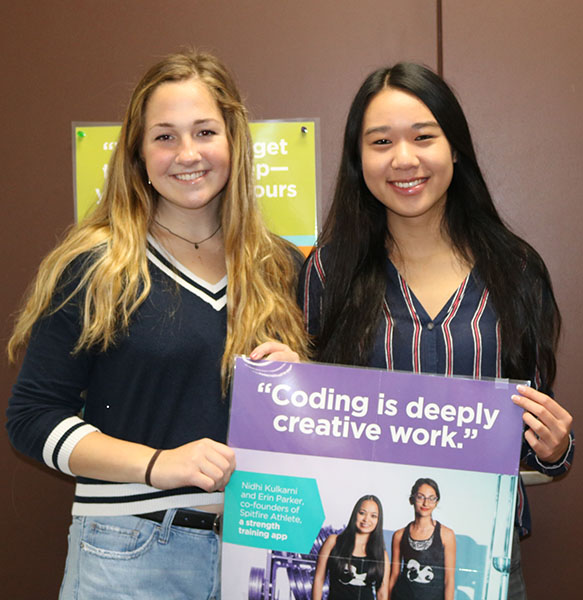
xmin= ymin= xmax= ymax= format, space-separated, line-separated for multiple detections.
xmin=222 ymin=358 xmax=524 ymax=600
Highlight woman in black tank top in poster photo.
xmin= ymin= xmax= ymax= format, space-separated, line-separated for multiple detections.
xmin=312 ymin=495 xmax=390 ymax=600
xmin=389 ymin=478 xmax=455 ymax=600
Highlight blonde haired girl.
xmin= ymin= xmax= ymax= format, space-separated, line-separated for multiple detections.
xmin=7 ymin=50 xmax=308 ymax=599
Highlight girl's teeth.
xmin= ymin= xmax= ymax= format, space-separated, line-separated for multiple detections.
xmin=393 ymin=178 xmax=424 ymax=189
xmin=175 ymin=171 xmax=205 ymax=181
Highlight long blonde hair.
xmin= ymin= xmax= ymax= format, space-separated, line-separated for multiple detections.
xmin=8 ymin=50 xmax=310 ymax=390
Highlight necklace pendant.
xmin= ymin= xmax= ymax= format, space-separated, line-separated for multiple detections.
xmin=153 ymin=219 xmax=221 ymax=250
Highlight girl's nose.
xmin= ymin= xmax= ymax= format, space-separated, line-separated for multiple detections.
xmin=176 ymin=137 xmax=201 ymax=164
xmin=391 ymin=141 xmax=420 ymax=170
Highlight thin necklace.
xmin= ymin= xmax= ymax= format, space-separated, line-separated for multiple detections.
xmin=154 ymin=220 xmax=222 ymax=250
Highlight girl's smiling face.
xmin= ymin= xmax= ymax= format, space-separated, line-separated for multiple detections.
xmin=413 ymin=483 xmax=439 ymax=517
xmin=141 ymin=77 xmax=231 ymax=218
xmin=361 ymin=87 xmax=455 ymax=228
xmin=355 ymin=499 xmax=379 ymax=534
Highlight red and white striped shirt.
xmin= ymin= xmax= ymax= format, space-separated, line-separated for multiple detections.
xmin=299 ymin=246 xmax=574 ymax=535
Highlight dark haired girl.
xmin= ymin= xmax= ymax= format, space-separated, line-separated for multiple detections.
xmin=299 ymin=63 xmax=573 ymax=599
xmin=389 ymin=479 xmax=455 ymax=600
xmin=312 ymin=495 xmax=389 ymax=599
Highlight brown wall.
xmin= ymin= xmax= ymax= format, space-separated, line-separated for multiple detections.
xmin=442 ymin=2 xmax=583 ymax=595
xmin=1 ymin=1 xmax=579 ymax=597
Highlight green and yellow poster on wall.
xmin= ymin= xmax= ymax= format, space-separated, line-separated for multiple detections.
xmin=73 ymin=119 xmax=319 ymax=255
xmin=73 ymin=123 xmax=121 ymax=223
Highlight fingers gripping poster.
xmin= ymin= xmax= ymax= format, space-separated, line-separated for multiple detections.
xmin=222 ymin=358 xmax=524 ymax=600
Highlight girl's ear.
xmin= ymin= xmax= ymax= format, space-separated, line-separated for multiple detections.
xmin=453 ymin=150 xmax=458 ymax=163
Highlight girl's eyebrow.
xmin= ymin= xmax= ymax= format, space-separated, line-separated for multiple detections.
xmin=363 ymin=121 xmax=440 ymax=136
xmin=412 ymin=121 xmax=440 ymax=130
xmin=363 ymin=125 xmax=390 ymax=136
xmin=147 ymin=118 xmax=221 ymax=131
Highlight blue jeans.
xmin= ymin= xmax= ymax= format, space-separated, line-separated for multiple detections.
xmin=59 ymin=510 xmax=220 ymax=599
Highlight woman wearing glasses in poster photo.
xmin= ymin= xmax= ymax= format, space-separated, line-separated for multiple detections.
xmin=388 ymin=478 xmax=455 ymax=600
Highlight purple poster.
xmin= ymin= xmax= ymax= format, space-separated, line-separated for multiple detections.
xmin=222 ymin=358 xmax=525 ymax=600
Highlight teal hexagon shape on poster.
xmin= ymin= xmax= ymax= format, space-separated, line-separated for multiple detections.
xmin=223 ymin=470 xmax=325 ymax=553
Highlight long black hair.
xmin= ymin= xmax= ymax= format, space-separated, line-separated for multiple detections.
xmin=315 ymin=62 xmax=560 ymax=390
xmin=329 ymin=495 xmax=385 ymax=587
